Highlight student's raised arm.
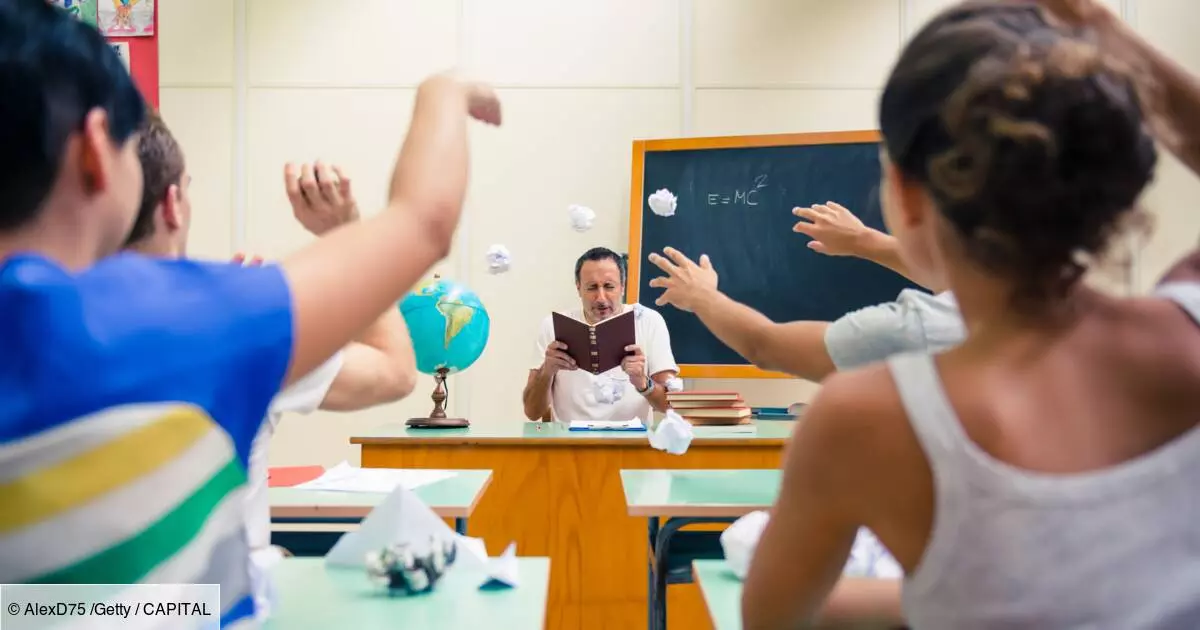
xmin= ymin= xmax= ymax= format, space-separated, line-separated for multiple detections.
xmin=1038 ymin=0 xmax=1200 ymax=175
xmin=279 ymin=73 xmax=500 ymax=386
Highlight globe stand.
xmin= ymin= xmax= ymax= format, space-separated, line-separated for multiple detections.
xmin=406 ymin=367 xmax=469 ymax=429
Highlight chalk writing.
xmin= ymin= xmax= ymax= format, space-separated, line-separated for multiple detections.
xmin=707 ymin=174 xmax=769 ymax=207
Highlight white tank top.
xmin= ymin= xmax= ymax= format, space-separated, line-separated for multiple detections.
xmin=889 ymin=282 xmax=1200 ymax=629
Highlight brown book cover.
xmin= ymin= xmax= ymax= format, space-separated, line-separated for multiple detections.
xmin=677 ymin=406 xmax=751 ymax=419
xmin=667 ymin=399 xmax=745 ymax=409
xmin=683 ymin=415 xmax=754 ymax=427
xmin=666 ymin=391 xmax=742 ymax=401
xmin=552 ymin=309 xmax=635 ymax=375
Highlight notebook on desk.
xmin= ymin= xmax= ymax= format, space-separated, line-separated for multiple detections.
xmin=267 ymin=465 xmax=325 ymax=488
xmin=568 ymin=419 xmax=647 ymax=432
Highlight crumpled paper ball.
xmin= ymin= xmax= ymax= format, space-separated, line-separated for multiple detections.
xmin=568 ymin=204 xmax=596 ymax=232
xmin=647 ymin=188 xmax=677 ymax=217
xmin=484 ymin=244 xmax=511 ymax=274
xmin=720 ymin=510 xmax=770 ymax=579
xmin=365 ymin=536 xmax=458 ymax=596
xmin=843 ymin=528 xmax=902 ymax=578
xmin=592 ymin=377 xmax=625 ymax=405
xmin=648 ymin=408 xmax=693 ymax=455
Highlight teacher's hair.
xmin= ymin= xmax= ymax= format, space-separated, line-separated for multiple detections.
xmin=574 ymin=247 xmax=627 ymax=286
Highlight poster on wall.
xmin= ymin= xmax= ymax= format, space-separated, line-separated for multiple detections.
xmin=109 ymin=41 xmax=130 ymax=73
xmin=98 ymin=0 xmax=154 ymax=37
xmin=49 ymin=0 xmax=98 ymax=27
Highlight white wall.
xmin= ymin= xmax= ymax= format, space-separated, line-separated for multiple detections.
xmin=156 ymin=0 xmax=1200 ymax=466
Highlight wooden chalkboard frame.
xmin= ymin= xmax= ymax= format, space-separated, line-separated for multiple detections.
xmin=627 ymin=130 xmax=882 ymax=380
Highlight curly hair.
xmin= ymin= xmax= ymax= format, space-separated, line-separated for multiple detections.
xmin=879 ymin=1 xmax=1159 ymax=305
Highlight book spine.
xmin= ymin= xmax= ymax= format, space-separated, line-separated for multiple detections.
xmin=588 ymin=326 xmax=600 ymax=374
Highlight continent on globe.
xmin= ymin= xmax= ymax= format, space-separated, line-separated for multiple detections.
xmin=401 ymin=277 xmax=491 ymax=375
xmin=436 ymin=292 xmax=474 ymax=349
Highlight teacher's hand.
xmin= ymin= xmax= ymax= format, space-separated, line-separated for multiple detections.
xmin=621 ymin=345 xmax=648 ymax=389
xmin=541 ymin=341 xmax=577 ymax=375
xmin=647 ymin=247 xmax=717 ymax=313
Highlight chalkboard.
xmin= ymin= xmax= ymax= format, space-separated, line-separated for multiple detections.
xmin=627 ymin=132 xmax=922 ymax=379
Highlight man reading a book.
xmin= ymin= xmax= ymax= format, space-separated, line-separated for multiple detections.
xmin=522 ymin=247 xmax=679 ymax=423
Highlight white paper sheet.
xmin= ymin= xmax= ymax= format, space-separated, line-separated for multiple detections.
xmin=294 ymin=462 xmax=456 ymax=494
xmin=480 ymin=542 xmax=520 ymax=589
xmin=568 ymin=418 xmax=644 ymax=430
xmin=325 ymin=484 xmax=489 ymax=573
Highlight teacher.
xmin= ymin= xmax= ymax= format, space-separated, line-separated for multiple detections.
xmin=522 ymin=247 xmax=679 ymax=423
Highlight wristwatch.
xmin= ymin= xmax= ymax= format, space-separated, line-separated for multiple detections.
xmin=636 ymin=377 xmax=655 ymax=396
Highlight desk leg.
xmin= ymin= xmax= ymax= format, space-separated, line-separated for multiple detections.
xmin=647 ymin=517 xmax=659 ymax=630
xmin=652 ymin=518 xmax=693 ymax=630
xmin=455 ymin=517 xmax=467 ymax=536
xmin=652 ymin=517 xmax=738 ymax=630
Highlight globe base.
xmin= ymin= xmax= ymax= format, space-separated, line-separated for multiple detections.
xmin=406 ymin=416 xmax=470 ymax=429
xmin=404 ymin=367 xmax=471 ymax=429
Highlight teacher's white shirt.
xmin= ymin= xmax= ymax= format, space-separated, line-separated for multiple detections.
xmin=533 ymin=304 xmax=677 ymax=424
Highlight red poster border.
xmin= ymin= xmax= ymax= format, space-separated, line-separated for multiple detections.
xmin=103 ymin=2 xmax=159 ymax=108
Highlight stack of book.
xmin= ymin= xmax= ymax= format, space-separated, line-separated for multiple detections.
xmin=665 ymin=391 xmax=751 ymax=426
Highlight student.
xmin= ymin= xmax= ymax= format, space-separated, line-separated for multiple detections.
xmin=122 ymin=110 xmax=418 ymax=619
xmin=648 ymin=202 xmax=964 ymax=382
xmin=0 ymin=0 xmax=499 ymax=626
xmin=737 ymin=2 xmax=1200 ymax=628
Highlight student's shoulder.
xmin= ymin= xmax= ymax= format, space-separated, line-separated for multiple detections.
xmin=801 ymin=364 xmax=910 ymax=452
xmin=783 ymin=364 xmax=911 ymax=504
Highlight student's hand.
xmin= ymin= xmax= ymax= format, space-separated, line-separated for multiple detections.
xmin=284 ymin=161 xmax=359 ymax=236
xmin=423 ymin=71 xmax=502 ymax=126
xmin=466 ymin=83 xmax=502 ymax=126
xmin=541 ymin=341 xmax=577 ymax=374
xmin=621 ymin=345 xmax=648 ymax=390
xmin=1034 ymin=0 xmax=1119 ymax=27
xmin=791 ymin=202 xmax=880 ymax=257
xmin=232 ymin=253 xmax=265 ymax=266
xmin=648 ymin=247 xmax=718 ymax=313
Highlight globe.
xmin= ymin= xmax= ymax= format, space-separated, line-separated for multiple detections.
xmin=399 ymin=276 xmax=491 ymax=376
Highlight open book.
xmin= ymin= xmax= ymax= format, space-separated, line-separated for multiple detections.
xmin=552 ymin=309 xmax=635 ymax=375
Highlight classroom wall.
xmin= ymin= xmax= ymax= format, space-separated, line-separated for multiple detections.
xmin=156 ymin=0 xmax=1200 ymax=466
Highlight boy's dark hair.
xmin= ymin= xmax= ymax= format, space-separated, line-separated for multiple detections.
xmin=574 ymin=247 xmax=628 ymax=286
xmin=0 ymin=0 xmax=147 ymax=232
xmin=880 ymin=1 xmax=1157 ymax=305
xmin=125 ymin=110 xmax=185 ymax=246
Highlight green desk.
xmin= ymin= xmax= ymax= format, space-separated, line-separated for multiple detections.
xmin=353 ymin=421 xmax=791 ymax=630
xmin=621 ymin=469 xmax=781 ymax=630
xmin=266 ymin=557 xmax=551 ymax=629
xmin=692 ymin=560 xmax=742 ymax=630
xmin=354 ymin=420 xmax=796 ymax=445
xmin=270 ymin=469 xmax=492 ymax=535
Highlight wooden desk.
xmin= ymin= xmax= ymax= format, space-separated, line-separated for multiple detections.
xmin=353 ymin=421 xmax=791 ymax=630
xmin=270 ymin=469 xmax=492 ymax=534
xmin=267 ymin=557 xmax=550 ymax=629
